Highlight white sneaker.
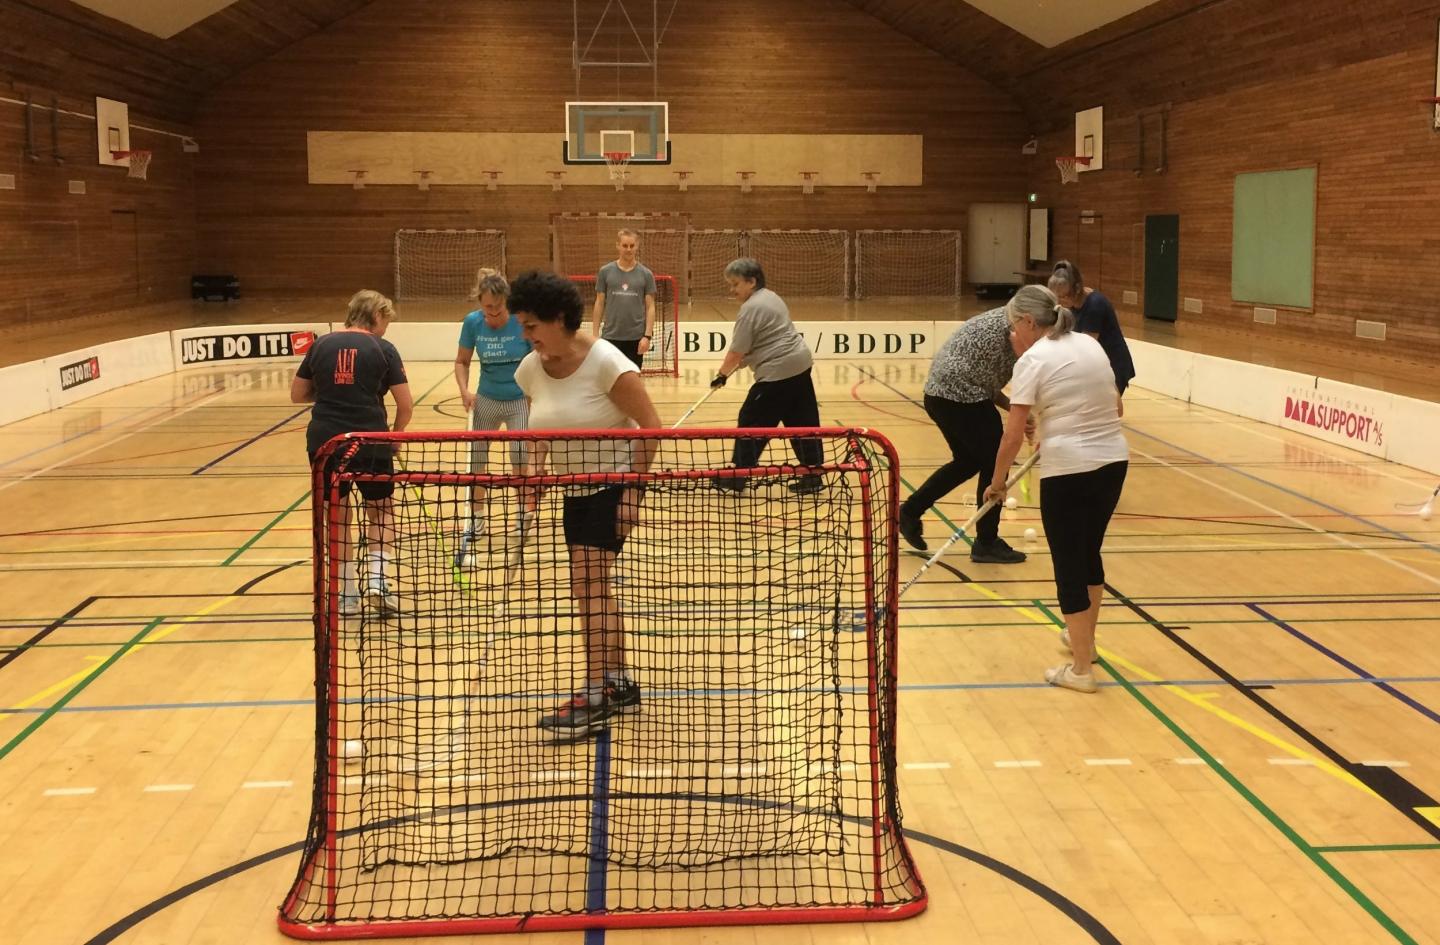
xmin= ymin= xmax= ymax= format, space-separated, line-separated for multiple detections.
xmin=453 ymin=523 xmax=483 ymax=568
xmin=365 ymin=579 xmax=400 ymax=616
xmin=1044 ymin=662 xmax=1098 ymax=694
xmin=515 ymin=509 xmax=534 ymax=538
xmin=1059 ymin=628 xmax=1099 ymax=654
xmin=338 ymin=592 xmax=360 ymax=616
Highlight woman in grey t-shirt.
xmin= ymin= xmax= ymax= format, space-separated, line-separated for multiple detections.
xmin=709 ymin=258 xmax=822 ymax=495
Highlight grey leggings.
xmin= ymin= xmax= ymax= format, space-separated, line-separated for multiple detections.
xmin=470 ymin=395 xmax=529 ymax=471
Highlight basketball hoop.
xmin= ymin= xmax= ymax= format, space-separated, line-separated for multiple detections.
xmin=605 ymin=151 xmax=632 ymax=191
xmin=1055 ymin=155 xmax=1091 ymax=184
xmin=112 ymin=149 xmax=152 ymax=181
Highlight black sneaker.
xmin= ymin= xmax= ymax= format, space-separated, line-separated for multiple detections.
xmin=538 ymin=695 xmax=613 ymax=741
xmin=605 ymin=678 xmax=642 ymax=712
xmin=787 ymin=473 xmax=823 ymax=495
xmin=711 ymin=476 xmax=745 ymax=494
xmin=970 ymin=538 xmax=1027 ymax=564
xmin=898 ymin=508 xmax=927 ymax=552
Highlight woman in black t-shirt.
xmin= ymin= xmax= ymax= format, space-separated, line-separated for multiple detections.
xmin=292 ymin=290 xmax=414 ymax=616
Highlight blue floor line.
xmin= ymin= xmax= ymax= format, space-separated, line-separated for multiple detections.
xmin=191 ymin=406 xmax=309 ymax=475
xmin=7 ymin=674 xmax=1440 ymax=717
xmin=1249 ymin=603 xmax=1440 ymax=726
xmin=584 ymin=728 xmax=612 ymax=944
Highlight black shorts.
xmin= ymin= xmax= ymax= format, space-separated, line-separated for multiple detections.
xmin=562 ymin=485 xmax=640 ymax=553
xmin=310 ymin=444 xmax=395 ymax=502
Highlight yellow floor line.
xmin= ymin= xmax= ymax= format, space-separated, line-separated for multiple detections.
xmin=1 ymin=594 xmax=240 ymax=719
xmin=950 ymin=579 xmax=1378 ymax=798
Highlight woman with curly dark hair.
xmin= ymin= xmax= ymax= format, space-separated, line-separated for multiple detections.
xmin=510 ymin=271 xmax=662 ymax=741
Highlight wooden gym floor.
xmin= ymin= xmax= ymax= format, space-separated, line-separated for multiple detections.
xmin=0 ymin=335 xmax=1438 ymax=944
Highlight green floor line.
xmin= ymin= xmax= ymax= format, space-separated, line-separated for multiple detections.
xmin=220 ymin=371 xmax=457 ymax=569
xmin=0 ymin=616 xmax=165 ymax=764
xmin=897 ymin=454 xmax=1421 ymax=944
xmin=1030 ymin=601 xmax=1417 ymax=945
xmin=1312 ymin=843 xmax=1440 ymax=854
xmin=221 ymin=490 xmax=310 ymax=566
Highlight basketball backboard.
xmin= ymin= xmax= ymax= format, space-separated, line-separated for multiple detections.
xmin=564 ymin=102 xmax=670 ymax=164
xmin=1075 ymin=105 xmax=1104 ymax=172
xmin=96 ymin=96 xmax=130 ymax=167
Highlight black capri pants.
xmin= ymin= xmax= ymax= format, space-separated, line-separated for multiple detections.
xmin=1039 ymin=461 xmax=1128 ymax=614
xmin=731 ymin=368 xmax=823 ymax=470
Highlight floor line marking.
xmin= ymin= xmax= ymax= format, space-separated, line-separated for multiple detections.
xmin=1084 ymin=758 xmax=1132 ymax=766
xmin=241 ymin=780 xmax=293 ymax=790
xmin=993 ymin=760 xmax=1042 ymax=769
xmin=0 ymin=385 xmax=231 ymax=496
xmin=0 ymin=655 xmax=107 ymax=718
xmin=1126 ymin=433 xmax=1440 ymax=585
xmin=43 ymin=786 xmax=96 ymax=796
xmin=221 ymin=492 xmax=310 ymax=567
xmin=1249 ymin=603 xmax=1440 ymax=726
xmin=143 ymin=784 xmax=195 ymax=793
xmin=191 ymin=406 xmax=309 ymax=475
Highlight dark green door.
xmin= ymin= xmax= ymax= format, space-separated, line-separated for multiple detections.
xmin=1144 ymin=214 xmax=1179 ymax=321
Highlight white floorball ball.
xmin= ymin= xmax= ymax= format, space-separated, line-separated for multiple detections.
xmin=1420 ymin=503 xmax=1433 ymax=521
xmin=1024 ymin=527 xmax=1038 ymax=542
xmin=1005 ymin=496 xmax=1018 ymax=510
xmin=789 ymin=627 xmax=808 ymax=640
xmin=341 ymin=739 xmax=364 ymax=762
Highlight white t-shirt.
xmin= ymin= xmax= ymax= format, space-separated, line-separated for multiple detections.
xmin=1008 ymin=332 xmax=1128 ymax=479
xmin=514 ymin=339 xmax=639 ymax=490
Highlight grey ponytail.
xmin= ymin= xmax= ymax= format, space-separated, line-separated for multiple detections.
xmin=1047 ymin=259 xmax=1083 ymax=300
xmin=1006 ymin=284 xmax=1074 ymax=339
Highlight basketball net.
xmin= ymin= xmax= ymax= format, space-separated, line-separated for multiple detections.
xmin=605 ymin=151 xmax=632 ymax=191
xmin=113 ymin=150 xmax=152 ymax=181
xmin=1055 ymin=156 xmax=1091 ymax=185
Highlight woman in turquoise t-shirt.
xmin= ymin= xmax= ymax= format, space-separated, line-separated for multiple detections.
xmin=452 ymin=268 xmax=532 ymax=561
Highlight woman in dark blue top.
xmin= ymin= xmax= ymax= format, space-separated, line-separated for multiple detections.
xmin=1048 ymin=260 xmax=1136 ymax=403
xmin=292 ymin=290 xmax=412 ymax=617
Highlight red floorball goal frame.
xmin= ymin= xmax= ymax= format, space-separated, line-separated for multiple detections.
xmin=278 ymin=428 xmax=926 ymax=938
xmin=569 ymin=273 xmax=680 ymax=377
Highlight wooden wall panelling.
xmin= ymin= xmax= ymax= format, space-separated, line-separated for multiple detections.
xmin=1025 ymin=0 xmax=1440 ymax=362
xmin=194 ymin=0 xmax=1029 ymax=297
xmin=308 ymin=131 xmax=924 ymax=187
xmin=0 ymin=92 xmax=197 ymax=333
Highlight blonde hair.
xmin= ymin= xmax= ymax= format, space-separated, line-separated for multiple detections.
xmin=616 ymin=227 xmax=639 ymax=241
xmin=1006 ymin=284 xmax=1074 ymax=339
xmin=345 ymin=290 xmax=395 ymax=330
xmin=469 ymin=267 xmax=510 ymax=302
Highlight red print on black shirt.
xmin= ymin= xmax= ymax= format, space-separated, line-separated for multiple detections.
xmin=335 ymin=347 xmax=357 ymax=385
